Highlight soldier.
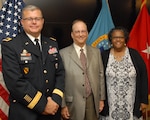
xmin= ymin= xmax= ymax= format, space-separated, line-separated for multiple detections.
xmin=1 ymin=5 xmax=65 ymax=120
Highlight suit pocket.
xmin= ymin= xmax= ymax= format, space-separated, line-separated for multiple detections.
xmin=65 ymin=96 xmax=73 ymax=103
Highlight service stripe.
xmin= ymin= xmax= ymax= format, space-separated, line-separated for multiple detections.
xmin=27 ymin=91 xmax=42 ymax=109
xmin=53 ymin=89 xmax=63 ymax=98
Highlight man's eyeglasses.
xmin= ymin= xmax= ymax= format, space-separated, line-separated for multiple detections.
xmin=73 ymin=30 xmax=87 ymax=35
xmin=22 ymin=17 xmax=43 ymax=22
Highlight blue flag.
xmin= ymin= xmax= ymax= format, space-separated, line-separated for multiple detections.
xmin=0 ymin=0 xmax=25 ymax=43
xmin=86 ymin=0 xmax=114 ymax=51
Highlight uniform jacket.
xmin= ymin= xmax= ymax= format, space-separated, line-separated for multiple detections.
xmin=60 ymin=44 xmax=105 ymax=120
xmin=1 ymin=32 xmax=65 ymax=120
xmin=100 ymin=48 xmax=148 ymax=118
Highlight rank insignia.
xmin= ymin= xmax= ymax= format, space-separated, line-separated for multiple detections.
xmin=3 ymin=37 xmax=12 ymax=42
xmin=48 ymin=47 xmax=58 ymax=54
xmin=24 ymin=94 xmax=32 ymax=103
xmin=50 ymin=37 xmax=56 ymax=41
xmin=23 ymin=67 xmax=29 ymax=74
xmin=20 ymin=49 xmax=32 ymax=61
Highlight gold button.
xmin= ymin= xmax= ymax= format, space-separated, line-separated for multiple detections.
xmin=46 ymin=89 xmax=49 ymax=92
xmin=45 ymin=80 xmax=49 ymax=83
xmin=13 ymin=99 xmax=16 ymax=102
xmin=43 ymin=70 xmax=47 ymax=73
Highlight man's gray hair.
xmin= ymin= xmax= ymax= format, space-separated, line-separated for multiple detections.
xmin=22 ymin=5 xmax=43 ymax=18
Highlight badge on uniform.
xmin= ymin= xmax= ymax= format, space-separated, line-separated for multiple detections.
xmin=23 ymin=67 xmax=29 ymax=74
xmin=48 ymin=46 xmax=58 ymax=54
xmin=20 ymin=49 xmax=32 ymax=61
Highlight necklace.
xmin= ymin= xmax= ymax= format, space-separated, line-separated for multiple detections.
xmin=111 ymin=48 xmax=126 ymax=61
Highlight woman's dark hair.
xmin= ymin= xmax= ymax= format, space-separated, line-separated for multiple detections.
xmin=108 ymin=26 xmax=129 ymax=44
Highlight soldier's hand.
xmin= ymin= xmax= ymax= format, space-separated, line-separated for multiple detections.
xmin=43 ymin=97 xmax=59 ymax=115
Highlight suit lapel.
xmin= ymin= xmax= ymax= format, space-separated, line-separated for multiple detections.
xmin=86 ymin=46 xmax=93 ymax=68
xmin=69 ymin=45 xmax=83 ymax=69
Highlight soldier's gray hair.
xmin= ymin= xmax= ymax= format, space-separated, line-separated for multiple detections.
xmin=22 ymin=5 xmax=43 ymax=18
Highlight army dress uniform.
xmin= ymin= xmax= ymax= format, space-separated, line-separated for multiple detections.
xmin=1 ymin=32 xmax=65 ymax=120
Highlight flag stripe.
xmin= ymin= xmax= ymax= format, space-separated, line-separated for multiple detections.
xmin=0 ymin=109 xmax=8 ymax=120
xmin=0 ymin=97 xmax=9 ymax=116
xmin=0 ymin=84 xmax=9 ymax=105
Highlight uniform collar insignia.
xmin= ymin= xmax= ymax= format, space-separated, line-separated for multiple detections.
xmin=3 ymin=37 xmax=12 ymax=42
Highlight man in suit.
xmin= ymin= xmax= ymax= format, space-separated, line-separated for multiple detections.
xmin=60 ymin=19 xmax=105 ymax=120
xmin=1 ymin=5 xmax=65 ymax=120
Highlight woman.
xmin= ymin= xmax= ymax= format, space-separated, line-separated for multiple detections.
xmin=100 ymin=26 xmax=148 ymax=120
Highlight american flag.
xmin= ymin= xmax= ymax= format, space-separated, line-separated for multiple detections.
xmin=0 ymin=0 xmax=25 ymax=42
xmin=0 ymin=0 xmax=25 ymax=119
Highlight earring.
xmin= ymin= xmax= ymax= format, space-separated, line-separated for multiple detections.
xmin=111 ymin=44 xmax=113 ymax=47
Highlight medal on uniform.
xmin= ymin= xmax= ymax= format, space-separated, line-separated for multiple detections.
xmin=20 ymin=49 xmax=32 ymax=61
xmin=48 ymin=46 xmax=58 ymax=54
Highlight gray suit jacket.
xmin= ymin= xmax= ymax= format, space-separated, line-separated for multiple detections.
xmin=60 ymin=44 xmax=105 ymax=120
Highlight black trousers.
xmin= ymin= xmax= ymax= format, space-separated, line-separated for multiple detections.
xmin=37 ymin=107 xmax=61 ymax=120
